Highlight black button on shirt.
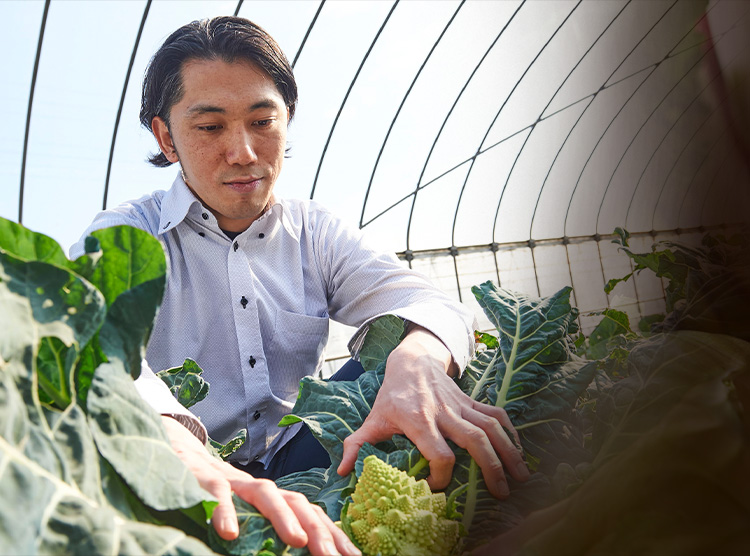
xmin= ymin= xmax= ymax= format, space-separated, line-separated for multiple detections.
xmin=253 ymin=410 xmax=261 ymax=420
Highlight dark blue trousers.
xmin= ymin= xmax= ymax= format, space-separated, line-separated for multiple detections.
xmin=231 ymin=359 xmax=365 ymax=479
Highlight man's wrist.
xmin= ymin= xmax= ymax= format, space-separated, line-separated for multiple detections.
xmin=400 ymin=323 xmax=459 ymax=377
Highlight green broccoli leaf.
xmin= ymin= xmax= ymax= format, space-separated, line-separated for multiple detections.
xmin=275 ymin=467 xmax=329 ymax=502
xmin=208 ymin=495 xmax=309 ymax=555
xmin=157 ymin=358 xmax=210 ymax=409
xmin=358 ymin=315 xmax=406 ymax=372
xmin=0 ymin=231 xmax=218 ymax=555
xmin=280 ymin=364 xmax=386 ymax=466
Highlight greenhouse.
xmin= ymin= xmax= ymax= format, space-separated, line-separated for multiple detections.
xmin=1 ymin=0 xmax=749 ymax=554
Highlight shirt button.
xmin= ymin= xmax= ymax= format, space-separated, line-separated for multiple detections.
xmin=202 ymin=212 xmax=209 ymax=220
xmin=249 ymin=356 xmax=256 ymax=368
xmin=253 ymin=455 xmax=260 ymax=461
xmin=253 ymin=410 xmax=261 ymax=420
xmin=240 ymin=296 xmax=248 ymax=308
xmin=233 ymin=241 xmax=239 ymax=251
xmin=258 ymin=233 xmax=265 ymax=239
xmin=198 ymin=232 xmax=205 ymax=237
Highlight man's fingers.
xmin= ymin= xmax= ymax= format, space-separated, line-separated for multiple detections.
xmin=474 ymin=402 xmax=522 ymax=447
xmin=338 ymin=432 xmax=365 ymax=477
xmin=202 ymin=473 xmax=240 ymax=540
xmin=438 ymin=412 xmax=512 ymax=498
xmin=401 ymin=418 xmax=456 ymax=492
xmin=339 ymin=419 xmax=396 ymax=476
xmin=282 ymin=492 xmax=362 ymax=556
xmin=315 ymin=504 xmax=363 ymax=556
xmin=464 ymin=406 xmax=530 ymax=483
xmin=232 ymin=478 xmax=308 ymax=547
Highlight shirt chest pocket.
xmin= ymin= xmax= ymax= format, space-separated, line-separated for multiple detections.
xmin=267 ymin=309 xmax=329 ymax=397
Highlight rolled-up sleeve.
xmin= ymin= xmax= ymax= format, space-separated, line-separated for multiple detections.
xmin=315 ymin=211 xmax=477 ymax=373
xmin=134 ymin=360 xmax=208 ymax=445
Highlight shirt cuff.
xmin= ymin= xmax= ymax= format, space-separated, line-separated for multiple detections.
xmin=134 ymin=359 xmax=209 ymax=445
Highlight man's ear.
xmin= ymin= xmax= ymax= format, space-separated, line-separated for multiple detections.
xmin=152 ymin=116 xmax=179 ymax=163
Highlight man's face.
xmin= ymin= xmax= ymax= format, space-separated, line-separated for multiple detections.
xmin=152 ymin=58 xmax=288 ymax=232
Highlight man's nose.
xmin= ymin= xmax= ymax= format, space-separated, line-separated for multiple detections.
xmin=225 ymin=128 xmax=258 ymax=165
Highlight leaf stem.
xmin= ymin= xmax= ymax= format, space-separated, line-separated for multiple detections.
xmin=496 ymin=295 xmax=522 ymax=408
xmin=514 ymin=418 xmax=567 ymax=431
xmin=407 ymin=456 xmax=428 ymax=477
xmin=37 ymin=370 xmax=71 ymax=409
xmin=470 ymin=349 xmax=499 ymax=401
xmin=446 ymin=483 xmax=468 ymax=518
xmin=461 ymin=460 xmax=479 ymax=532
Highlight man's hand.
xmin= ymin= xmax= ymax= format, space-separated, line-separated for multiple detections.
xmin=337 ymin=325 xmax=530 ymax=499
xmin=161 ymin=417 xmax=360 ymax=556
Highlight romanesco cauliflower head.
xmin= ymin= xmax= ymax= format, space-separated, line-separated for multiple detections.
xmin=344 ymin=455 xmax=460 ymax=556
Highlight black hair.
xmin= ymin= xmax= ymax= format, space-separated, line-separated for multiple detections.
xmin=140 ymin=16 xmax=298 ymax=167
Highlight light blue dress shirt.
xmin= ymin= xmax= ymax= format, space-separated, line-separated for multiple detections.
xmin=70 ymin=173 xmax=477 ymax=466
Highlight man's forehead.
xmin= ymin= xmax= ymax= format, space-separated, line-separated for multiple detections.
xmin=175 ymin=57 xmax=286 ymax=111
xmin=180 ymin=56 xmax=271 ymax=84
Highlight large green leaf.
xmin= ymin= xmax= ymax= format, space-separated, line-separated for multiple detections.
xmin=87 ymin=362 xmax=217 ymax=515
xmin=0 ymin=293 xmax=217 ymax=556
xmin=467 ymin=284 xmax=595 ymax=470
xmin=480 ymin=331 xmax=750 ymax=556
xmin=470 ymin=284 xmax=586 ymax=416
xmin=98 ymin=276 xmax=165 ymax=379
xmin=358 ymin=315 xmax=405 ymax=372
xmin=88 ymin=227 xmax=166 ymax=380
xmin=0 ymin=251 xmax=106 ymax=416
xmin=279 ymin=367 xmax=385 ymax=466
xmin=275 ymin=467 xmax=329 ymax=503
xmin=85 ymin=226 xmax=167 ymax=308
xmin=433 ymin=284 xmax=593 ymax=548
xmin=0 ymin=220 xmax=225 ymax=555
xmin=0 ymin=252 xmax=104 ymax=359
xmin=0 ymin=218 xmax=70 ymax=268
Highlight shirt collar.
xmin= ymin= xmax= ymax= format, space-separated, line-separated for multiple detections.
xmin=266 ymin=197 xmax=301 ymax=243
xmin=158 ymin=172 xmax=202 ymax=235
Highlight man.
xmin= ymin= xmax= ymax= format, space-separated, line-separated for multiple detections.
xmin=71 ymin=16 xmax=528 ymax=556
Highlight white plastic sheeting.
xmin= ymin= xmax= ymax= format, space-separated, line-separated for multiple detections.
xmin=2 ymin=0 xmax=749 ymax=371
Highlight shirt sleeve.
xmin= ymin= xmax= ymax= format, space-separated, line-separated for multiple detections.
xmin=134 ymin=360 xmax=208 ymax=445
xmin=68 ymin=201 xmax=155 ymax=259
xmin=314 ymin=209 xmax=478 ymax=373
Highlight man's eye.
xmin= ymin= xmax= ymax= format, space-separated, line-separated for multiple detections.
xmin=255 ymin=119 xmax=273 ymax=127
xmin=197 ymin=125 xmax=220 ymax=131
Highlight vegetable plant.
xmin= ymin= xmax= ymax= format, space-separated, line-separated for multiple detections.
xmin=2 ymin=214 xmax=749 ymax=555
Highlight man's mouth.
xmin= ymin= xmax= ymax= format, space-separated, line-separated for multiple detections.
xmin=224 ymin=177 xmax=262 ymax=192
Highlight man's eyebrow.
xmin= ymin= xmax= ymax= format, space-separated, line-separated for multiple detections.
xmin=185 ymin=99 xmax=281 ymax=116
xmin=186 ymin=104 xmax=224 ymax=116
xmin=247 ymin=99 xmax=282 ymax=111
